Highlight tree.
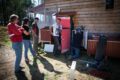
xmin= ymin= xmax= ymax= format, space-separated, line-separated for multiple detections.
xmin=0 ymin=0 xmax=34 ymax=25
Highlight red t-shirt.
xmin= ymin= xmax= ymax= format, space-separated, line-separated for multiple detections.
xmin=7 ymin=23 xmax=23 ymax=42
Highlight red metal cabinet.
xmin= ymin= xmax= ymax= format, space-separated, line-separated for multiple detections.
xmin=61 ymin=29 xmax=70 ymax=53
xmin=60 ymin=17 xmax=71 ymax=53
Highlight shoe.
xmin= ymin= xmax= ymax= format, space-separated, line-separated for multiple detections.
xmin=54 ymin=54 xmax=59 ymax=57
xmin=15 ymin=69 xmax=23 ymax=73
xmin=25 ymin=59 xmax=29 ymax=62
xmin=19 ymin=66 xmax=25 ymax=69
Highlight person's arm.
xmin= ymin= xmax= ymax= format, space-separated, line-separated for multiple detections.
xmin=60 ymin=25 xmax=62 ymax=30
xmin=32 ymin=29 xmax=36 ymax=36
xmin=23 ymin=30 xmax=30 ymax=35
xmin=8 ymin=24 xmax=23 ymax=36
xmin=60 ymin=25 xmax=62 ymax=33
xmin=22 ymin=27 xmax=30 ymax=35
xmin=32 ymin=24 xmax=37 ymax=37
xmin=49 ymin=27 xmax=53 ymax=36
xmin=9 ymin=34 xmax=14 ymax=37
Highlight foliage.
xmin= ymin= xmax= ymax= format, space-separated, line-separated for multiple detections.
xmin=0 ymin=0 xmax=34 ymax=25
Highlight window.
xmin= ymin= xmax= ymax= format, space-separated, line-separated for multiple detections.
xmin=106 ymin=0 xmax=114 ymax=9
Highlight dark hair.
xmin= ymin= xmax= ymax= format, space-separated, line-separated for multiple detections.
xmin=9 ymin=14 xmax=19 ymax=22
xmin=57 ymin=18 xmax=61 ymax=21
xmin=23 ymin=17 xmax=29 ymax=25
xmin=35 ymin=17 xmax=39 ymax=20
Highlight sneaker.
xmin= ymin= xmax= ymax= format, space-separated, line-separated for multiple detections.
xmin=25 ymin=59 xmax=29 ymax=62
xmin=15 ymin=69 xmax=23 ymax=73
xmin=19 ymin=66 xmax=25 ymax=69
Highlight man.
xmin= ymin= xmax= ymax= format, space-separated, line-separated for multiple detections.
xmin=70 ymin=28 xmax=83 ymax=60
xmin=7 ymin=14 xmax=26 ymax=72
xmin=32 ymin=17 xmax=39 ymax=55
xmin=52 ymin=18 xmax=62 ymax=56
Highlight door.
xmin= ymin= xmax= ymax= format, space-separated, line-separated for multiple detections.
xmin=59 ymin=17 xmax=70 ymax=53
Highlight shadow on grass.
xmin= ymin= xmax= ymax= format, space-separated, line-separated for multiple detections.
xmin=26 ymin=58 xmax=44 ymax=80
xmin=15 ymin=71 xmax=28 ymax=80
xmin=37 ymin=55 xmax=62 ymax=74
xmin=43 ymin=52 xmax=118 ymax=80
xmin=38 ymin=45 xmax=120 ymax=79
xmin=74 ymin=57 xmax=120 ymax=80
xmin=43 ymin=52 xmax=72 ymax=68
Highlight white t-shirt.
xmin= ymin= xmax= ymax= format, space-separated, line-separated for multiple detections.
xmin=52 ymin=23 xmax=62 ymax=37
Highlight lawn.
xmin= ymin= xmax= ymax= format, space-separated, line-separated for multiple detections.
xmin=0 ymin=26 xmax=111 ymax=80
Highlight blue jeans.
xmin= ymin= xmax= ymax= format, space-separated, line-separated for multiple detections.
xmin=71 ymin=47 xmax=80 ymax=59
xmin=12 ymin=42 xmax=22 ymax=71
xmin=23 ymin=40 xmax=36 ymax=59
xmin=53 ymin=36 xmax=61 ymax=55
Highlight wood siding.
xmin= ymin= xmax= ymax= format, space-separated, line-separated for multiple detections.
xmin=87 ymin=40 xmax=120 ymax=58
xmin=45 ymin=0 xmax=120 ymax=33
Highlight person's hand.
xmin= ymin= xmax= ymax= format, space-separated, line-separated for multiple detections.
xmin=29 ymin=30 xmax=32 ymax=33
xmin=33 ymin=33 xmax=37 ymax=37
xmin=74 ymin=30 xmax=77 ymax=34
xmin=24 ymin=30 xmax=30 ymax=35
xmin=58 ymin=46 xmax=61 ymax=50
xmin=9 ymin=34 xmax=15 ymax=37
xmin=34 ymin=34 xmax=37 ymax=37
xmin=18 ymin=27 xmax=24 ymax=32
xmin=51 ymin=33 xmax=53 ymax=36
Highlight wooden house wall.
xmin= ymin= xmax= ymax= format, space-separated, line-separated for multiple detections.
xmin=45 ymin=0 xmax=120 ymax=33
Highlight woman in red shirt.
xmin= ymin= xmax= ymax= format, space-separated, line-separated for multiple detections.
xmin=7 ymin=14 xmax=26 ymax=73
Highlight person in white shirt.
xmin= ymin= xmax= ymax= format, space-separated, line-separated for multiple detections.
xmin=52 ymin=18 xmax=62 ymax=56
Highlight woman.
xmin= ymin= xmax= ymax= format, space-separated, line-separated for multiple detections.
xmin=22 ymin=18 xmax=36 ymax=62
xmin=7 ymin=14 xmax=25 ymax=72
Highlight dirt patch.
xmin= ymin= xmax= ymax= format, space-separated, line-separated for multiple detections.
xmin=0 ymin=26 xmax=104 ymax=80
xmin=0 ymin=46 xmax=15 ymax=80
xmin=21 ymin=53 xmax=101 ymax=80
xmin=0 ymin=47 xmax=111 ymax=80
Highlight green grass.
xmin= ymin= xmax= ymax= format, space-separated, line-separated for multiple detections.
xmin=0 ymin=26 xmax=11 ymax=47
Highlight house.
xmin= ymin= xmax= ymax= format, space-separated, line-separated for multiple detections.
xmin=29 ymin=0 xmax=120 ymax=58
